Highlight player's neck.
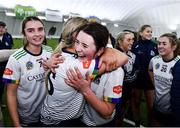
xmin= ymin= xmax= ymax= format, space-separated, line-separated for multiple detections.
xmin=26 ymin=44 xmax=42 ymax=55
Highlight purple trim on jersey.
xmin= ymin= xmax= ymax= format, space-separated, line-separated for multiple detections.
xmin=3 ymin=78 xmax=19 ymax=84
xmin=104 ymin=96 xmax=122 ymax=103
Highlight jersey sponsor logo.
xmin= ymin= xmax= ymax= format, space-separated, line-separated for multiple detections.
xmin=82 ymin=60 xmax=91 ymax=69
xmin=154 ymin=74 xmax=172 ymax=86
xmin=26 ymin=61 xmax=33 ymax=70
xmin=150 ymin=50 xmax=155 ymax=56
xmin=137 ymin=50 xmax=143 ymax=55
xmin=27 ymin=72 xmax=45 ymax=81
xmin=135 ymin=45 xmax=139 ymax=48
xmin=5 ymin=42 xmax=9 ymax=46
xmin=4 ymin=68 xmax=13 ymax=75
xmin=113 ymin=85 xmax=122 ymax=94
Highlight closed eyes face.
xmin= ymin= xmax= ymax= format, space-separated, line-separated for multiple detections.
xmin=121 ymin=33 xmax=134 ymax=52
xmin=24 ymin=20 xmax=45 ymax=46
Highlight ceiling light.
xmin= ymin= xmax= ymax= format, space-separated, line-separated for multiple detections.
xmin=114 ymin=23 xmax=119 ymax=27
xmin=5 ymin=12 xmax=15 ymax=17
xmin=169 ymin=24 xmax=177 ymax=31
xmin=38 ymin=16 xmax=46 ymax=20
xmin=64 ymin=18 xmax=68 ymax=22
xmin=101 ymin=22 xmax=106 ymax=26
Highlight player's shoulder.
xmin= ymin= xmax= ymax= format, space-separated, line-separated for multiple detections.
xmin=11 ymin=47 xmax=27 ymax=60
xmin=42 ymin=45 xmax=53 ymax=53
xmin=152 ymin=55 xmax=161 ymax=60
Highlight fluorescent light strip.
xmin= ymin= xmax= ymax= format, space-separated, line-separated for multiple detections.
xmin=38 ymin=16 xmax=46 ymax=20
xmin=5 ymin=12 xmax=15 ymax=17
xmin=101 ymin=22 xmax=106 ymax=26
xmin=114 ymin=23 xmax=119 ymax=27
xmin=64 ymin=18 xmax=68 ymax=22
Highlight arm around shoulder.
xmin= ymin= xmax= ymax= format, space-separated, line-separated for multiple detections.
xmin=99 ymin=48 xmax=128 ymax=72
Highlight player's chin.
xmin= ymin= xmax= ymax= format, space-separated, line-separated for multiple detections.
xmin=159 ymin=52 xmax=165 ymax=56
xmin=78 ymin=56 xmax=87 ymax=60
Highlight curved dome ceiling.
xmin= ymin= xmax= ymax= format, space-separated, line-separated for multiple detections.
xmin=1 ymin=0 xmax=180 ymax=36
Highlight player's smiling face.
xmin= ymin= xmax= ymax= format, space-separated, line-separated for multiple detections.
xmin=120 ymin=33 xmax=134 ymax=52
xmin=158 ymin=36 xmax=176 ymax=59
xmin=24 ymin=20 xmax=45 ymax=46
xmin=140 ymin=27 xmax=152 ymax=40
xmin=75 ymin=31 xmax=97 ymax=61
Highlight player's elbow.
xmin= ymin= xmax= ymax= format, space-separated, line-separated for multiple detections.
xmin=100 ymin=104 xmax=115 ymax=119
xmin=100 ymin=109 xmax=114 ymax=119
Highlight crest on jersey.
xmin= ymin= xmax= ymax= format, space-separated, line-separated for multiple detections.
xmin=26 ymin=61 xmax=33 ymax=70
xmin=113 ymin=85 xmax=122 ymax=94
xmin=155 ymin=63 xmax=160 ymax=70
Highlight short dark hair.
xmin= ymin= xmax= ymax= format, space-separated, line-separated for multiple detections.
xmin=0 ymin=21 xmax=6 ymax=27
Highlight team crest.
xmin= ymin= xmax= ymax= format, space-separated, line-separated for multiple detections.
xmin=113 ymin=85 xmax=122 ymax=94
xmin=26 ymin=61 xmax=33 ymax=70
xmin=155 ymin=63 xmax=160 ymax=70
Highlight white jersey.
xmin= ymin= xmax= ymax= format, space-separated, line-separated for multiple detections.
xmin=149 ymin=55 xmax=180 ymax=114
xmin=40 ymin=51 xmax=99 ymax=125
xmin=81 ymin=67 xmax=124 ymax=126
xmin=3 ymin=45 xmax=52 ymax=124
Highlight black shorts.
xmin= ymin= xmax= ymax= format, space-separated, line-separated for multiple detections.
xmin=134 ymin=80 xmax=154 ymax=90
xmin=153 ymin=107 xmax=174 ymax=126
xmin=120 ymin=83 xmax=134 ymax=106
xmin=133 ymin=73 xmax=154 ymax=90
xmin=42 ymin=118 xmax=86 ymax=127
